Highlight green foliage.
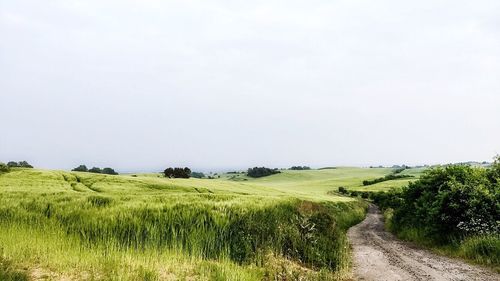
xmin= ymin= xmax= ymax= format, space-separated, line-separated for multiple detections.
xmin=72 ymin=165 xmax=88 ymax=172
xmin=392 ymin=165 xmax=499 ymax=240
xmin=290 ymin=166 xmax=311 ymax=170
xmin=0 ymin=163 xmax=10 ymax=174
xmin=6 ymin=161 xmax=33 ymax=168
xmin=338 ymin=186 xmax=348 ymax=194
xmin=247 ymin=167 xmax=280 ymax=178
xmin=102 ymin=167 xmax=118 ymax=175
xmin=191 ymin=171 xmax=205 ymax=178
xmin=362 ymin=174 xmax=413 ymax=186
xmin=88 ymin=167 xmax=102 ymax=173
xmin=375 ymin=161 xmax=500 ymax=268
xmin=163 ymin=167 xmax=191 ymax=178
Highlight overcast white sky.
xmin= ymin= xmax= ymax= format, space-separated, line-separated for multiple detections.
xmin=1 ymin=0 xmax=499 ymax=172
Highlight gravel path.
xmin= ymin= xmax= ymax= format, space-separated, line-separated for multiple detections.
xmin=347 ymin=204 xmax=499 ymax=281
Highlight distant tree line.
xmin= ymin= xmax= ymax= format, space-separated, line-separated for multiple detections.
xmin=6 ymin=161 xmax=33 ymax=168
xmin=72 ymin=165 xmax=118 ymax=175
xmin=362 ymin=168 xmax=413 ymax=186
xmin=164 ymin=167 xmax=191 ymax=178
xmin=247 ymin=167 xmax=280 ymax=178
xmin=362 ymin=174 xmax=413 ymax=186
xmin=190 ymin=171 xmax=205 ymax=179
xmin=289 ymin=166 xmax=311 ymax=170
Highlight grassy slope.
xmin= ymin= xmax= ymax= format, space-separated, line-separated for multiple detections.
xmin=0 ymin=167 xmax=414 ymax=280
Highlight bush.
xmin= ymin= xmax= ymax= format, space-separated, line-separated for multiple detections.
xmin=392 ymin=164 xmax=499 ymax=241
xmin=247 ymin=167 xmax=280 ymax=178
xmin=0 ymin=163 xmax=10 ymax=174
xmin=72 ymin=165 xmax=88 ymax=172
xmin=338 ymin=186 xmax=348 ymax=194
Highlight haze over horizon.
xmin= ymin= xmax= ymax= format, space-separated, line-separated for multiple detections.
xmin=1 ymin=0 xmax=499 ymax=172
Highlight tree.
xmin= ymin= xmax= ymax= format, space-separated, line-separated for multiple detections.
xmin=164 ymin=167 xmax=191 ymax=178
xmin=18 ymin=161 xmax=33 ymax=168
xmin=7 ymin=161 xmax=19 ymax=168
xmin=0 ymin=163 xmax=9 ymax=173
xmin=247 ymin=167 xmax=280 ymax=178
xmin=102 ymin=167 xmax=118 ymax=175
xmin=290 ymin=166 xmax=311 ymax=170
xmin=164 ymin=168 xmax=174 ymax=178
xmin=72 ymin=165 xmax=88 ymax=172
xmin=88 ymin=167 xmax=102 ymax=173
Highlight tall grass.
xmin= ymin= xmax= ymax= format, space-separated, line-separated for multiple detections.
xmin=0 ymin=169 xmax=367 ymax=280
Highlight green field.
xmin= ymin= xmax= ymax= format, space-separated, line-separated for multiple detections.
xmin=0 ymin=167 xmax=419 ymax=280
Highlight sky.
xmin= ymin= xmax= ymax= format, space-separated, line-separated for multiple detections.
xmin=1 ymin=0 xmax=499 ymax=172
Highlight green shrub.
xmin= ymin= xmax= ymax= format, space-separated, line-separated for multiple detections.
xmin=338 ymin=187 xmax=348 ymax=194
xmin=393 ymin=165 xmax=499 ymax=241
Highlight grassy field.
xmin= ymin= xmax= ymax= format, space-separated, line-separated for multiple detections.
xmin=0 ymin=167 xmax=417 ymax=280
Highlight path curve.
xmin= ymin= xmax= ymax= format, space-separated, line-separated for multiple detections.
xmin=347 ymin=204 xmax=499 ymax=281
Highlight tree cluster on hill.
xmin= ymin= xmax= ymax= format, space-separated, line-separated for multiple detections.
xmin=7 ymin=161 xmax=33 ymax=168
xmin=289 ymin=166 xmax=311 ymax=170
xmin=164 ymin=167 xmax=191 ymax=178
xmin=246 ymin=167 xmax=280 ymax=178
xmin=71 ymin=165 xmax=118 ymax=175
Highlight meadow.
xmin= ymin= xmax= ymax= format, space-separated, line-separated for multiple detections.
xmin=0 ymin=167 xmax=416 ymax=280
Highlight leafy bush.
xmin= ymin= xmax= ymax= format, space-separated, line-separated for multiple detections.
xmin=390 ymin=162 xmax=500 ymax=242
xmin=338 ymin=186 xmax=348 ymax=194
xmin=247 ymin=167 xmax=280 ymax=178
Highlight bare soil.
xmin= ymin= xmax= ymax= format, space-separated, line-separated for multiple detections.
xmin=348 ymin=204 xmax=499 ymax=281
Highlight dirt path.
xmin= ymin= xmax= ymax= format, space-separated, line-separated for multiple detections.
xmin=347 ymin=204 xmax=499 ymax=281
